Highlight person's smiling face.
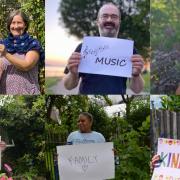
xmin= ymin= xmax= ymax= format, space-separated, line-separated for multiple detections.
xmin=77 ymin=114 xmax=92 ymax=133
xmin=97 ymin=4 xmax=120 ymax=38
xmin=10 ymin=15 xmax=26 ymax=36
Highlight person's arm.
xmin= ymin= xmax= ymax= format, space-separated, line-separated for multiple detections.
xmin=130 ymin=74 xmax=144 ymax=93
xmin=97 ymin=132 xmax=106 ymax=143
xmin=67 ymin=132 xmax=73 ymax=145
xmin=0 ymin=60 xmax=3 ymax=79
xmin=130 ymin=54 xmax=144 ymax=93
xmin=63 ymin=72 xmax=80 ymax=90
xmin=63 ymin=52 xmax=81 ymax=90
xmin=176 ymin=84 xmax=180 ymax=95
xmin=0 ymin=44 xmax=39 ymax=71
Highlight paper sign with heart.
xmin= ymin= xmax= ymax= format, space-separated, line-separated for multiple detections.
xmin=82 ymin=164 xmax=88 ymax=172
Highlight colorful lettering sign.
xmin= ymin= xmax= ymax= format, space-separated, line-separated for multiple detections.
xmin=152 ymin=138 xmax=180 ymax=180
xmin=78 ymin=36 xmax=134 ymax=78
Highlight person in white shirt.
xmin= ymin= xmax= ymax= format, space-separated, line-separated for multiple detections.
xmin=67 ymin=112 xmax=105 ymax=145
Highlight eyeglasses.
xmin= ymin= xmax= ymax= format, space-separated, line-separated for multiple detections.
xmin=100 ymin=14 xmax=119 ymax=21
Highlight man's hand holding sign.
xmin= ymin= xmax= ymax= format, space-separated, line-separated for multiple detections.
xmin=67 ymin=37 xmax=144 ymax=78
xmin=78 ymin=36 xmax=134 ymax=78
xmin=65 ymin=36 xmax=144 ymax=93
xmin=63 ymin=3 xmax=144 ymax=94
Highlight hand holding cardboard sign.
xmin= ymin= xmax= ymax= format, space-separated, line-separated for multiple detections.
xmin=151 ymin=138 xmax=180 ymax=180
xmin=67 ymin=52 xmax=81 ymax=75
xmin=78 ymin=37 xmax=134 ymax=78
xmin=150 ymin=154 xmax=160 ymax=171
xmin=131 ymin=54 xmax=144 ymax=77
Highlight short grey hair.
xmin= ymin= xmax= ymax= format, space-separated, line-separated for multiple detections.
xmin=97 ymin=2 xmax=121 ymax=19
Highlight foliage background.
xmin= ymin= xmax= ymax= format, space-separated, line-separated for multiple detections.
xmin=0 ymin=95 xmax=151 ymax=179
xmin=59 ymin=0 xmax=150 ymax=58
xmin=0 ymin=95 xmax=46 ymax=179
xmin=46 ymin=95 xmax=150 ymax=180
xmin=150 ymin=0 xmax=180 ymax=93
xmin=160 ymin=95 xmax=180 ymax=112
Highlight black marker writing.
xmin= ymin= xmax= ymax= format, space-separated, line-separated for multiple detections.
xmin=67 ymin=155 xmax=98 ymax=172
xmin=82 ymin=45 xmax=109 ymax=59
xmin=95 ymin=57 xmax=127 ymax=66
xmin=68 ymin=155 xmax=98 ymax=165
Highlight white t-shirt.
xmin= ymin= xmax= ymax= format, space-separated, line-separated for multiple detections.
xmin=67 ymin=130 xmax=106 ymax=145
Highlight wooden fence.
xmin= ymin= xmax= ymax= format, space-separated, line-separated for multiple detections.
xmin=151 ymin=108 xmax=180 ymax=153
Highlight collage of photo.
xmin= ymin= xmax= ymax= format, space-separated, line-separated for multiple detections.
xmin=0 ymin=0 xmax=179 ymax=180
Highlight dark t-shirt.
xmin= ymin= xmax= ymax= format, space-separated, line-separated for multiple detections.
xmin=65 ymin=43 xmax=137 ymax=94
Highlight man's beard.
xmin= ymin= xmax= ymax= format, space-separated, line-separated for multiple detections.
xmin=99 ymin=22 xmax=119 ymax=37
xmin=100 ymin=30 xmax=118 ymax=37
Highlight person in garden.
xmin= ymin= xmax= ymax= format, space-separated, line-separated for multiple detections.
xmin=66 ymin=112 xmax=119 ymax=175
xmin=63 ymin=2 xmax=144 ymax=94
xmin=0 ymin=10 xmax=44 ymax=94
xmin=67 ymin=112 xmax=105 ymax=144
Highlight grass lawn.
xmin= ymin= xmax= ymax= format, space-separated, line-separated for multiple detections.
xmin=127 ymin=72 xmax=150 ymax=93
xmin=45 ymin=73 xmax=150 ymax=94
xmin=45 ymin=77 xmax=61 ymax=94
xmin=142 ymin=72 xmax=150 ymax=92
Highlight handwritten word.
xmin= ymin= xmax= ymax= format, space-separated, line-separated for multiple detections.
xmin=82 ymin=45 xmax=109 ymax=59
xmin=155 ymin=152 xmax=180 ymax=169
xmin=67 ymin=155 xmax=98 ymax=172
xmin=68 ymin=155 xmax=98 ymax=166
xmin=95 ymin=57 xmax=127 ymax=66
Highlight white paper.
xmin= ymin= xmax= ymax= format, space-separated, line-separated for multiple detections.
xmin=78 ymin=36 xmax=133 ymax=78
xmin=57 ymin=142 xmax=115 ymax=180
xmin=151 ymin=138 xmax=180 ymax=180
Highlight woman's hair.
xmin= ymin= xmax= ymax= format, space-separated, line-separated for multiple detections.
xmin=7 ymin=10 xmax=29 ymax=32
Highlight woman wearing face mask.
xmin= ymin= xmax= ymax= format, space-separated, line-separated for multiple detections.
xmin=0 ymin=10 xmax=44 ymax=94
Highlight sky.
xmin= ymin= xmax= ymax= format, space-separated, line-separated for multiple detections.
xmin=105 ymin=104 xmax=126 ymax=117
xmin=45 ymin=0 xmax=80 ymax=64
xmin=105 ymin=95 xmax=164 ymax=116
xmin=150 ymin=95 xmax=165 ymax=109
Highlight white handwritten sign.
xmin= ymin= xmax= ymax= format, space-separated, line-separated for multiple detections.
xmin=151 ymin=138 xmax=180 ymax=180
xmin=78 ymin=36 xmax=134 ymax=78
xmin=57 ymin=142 xmax=114 ymax=180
